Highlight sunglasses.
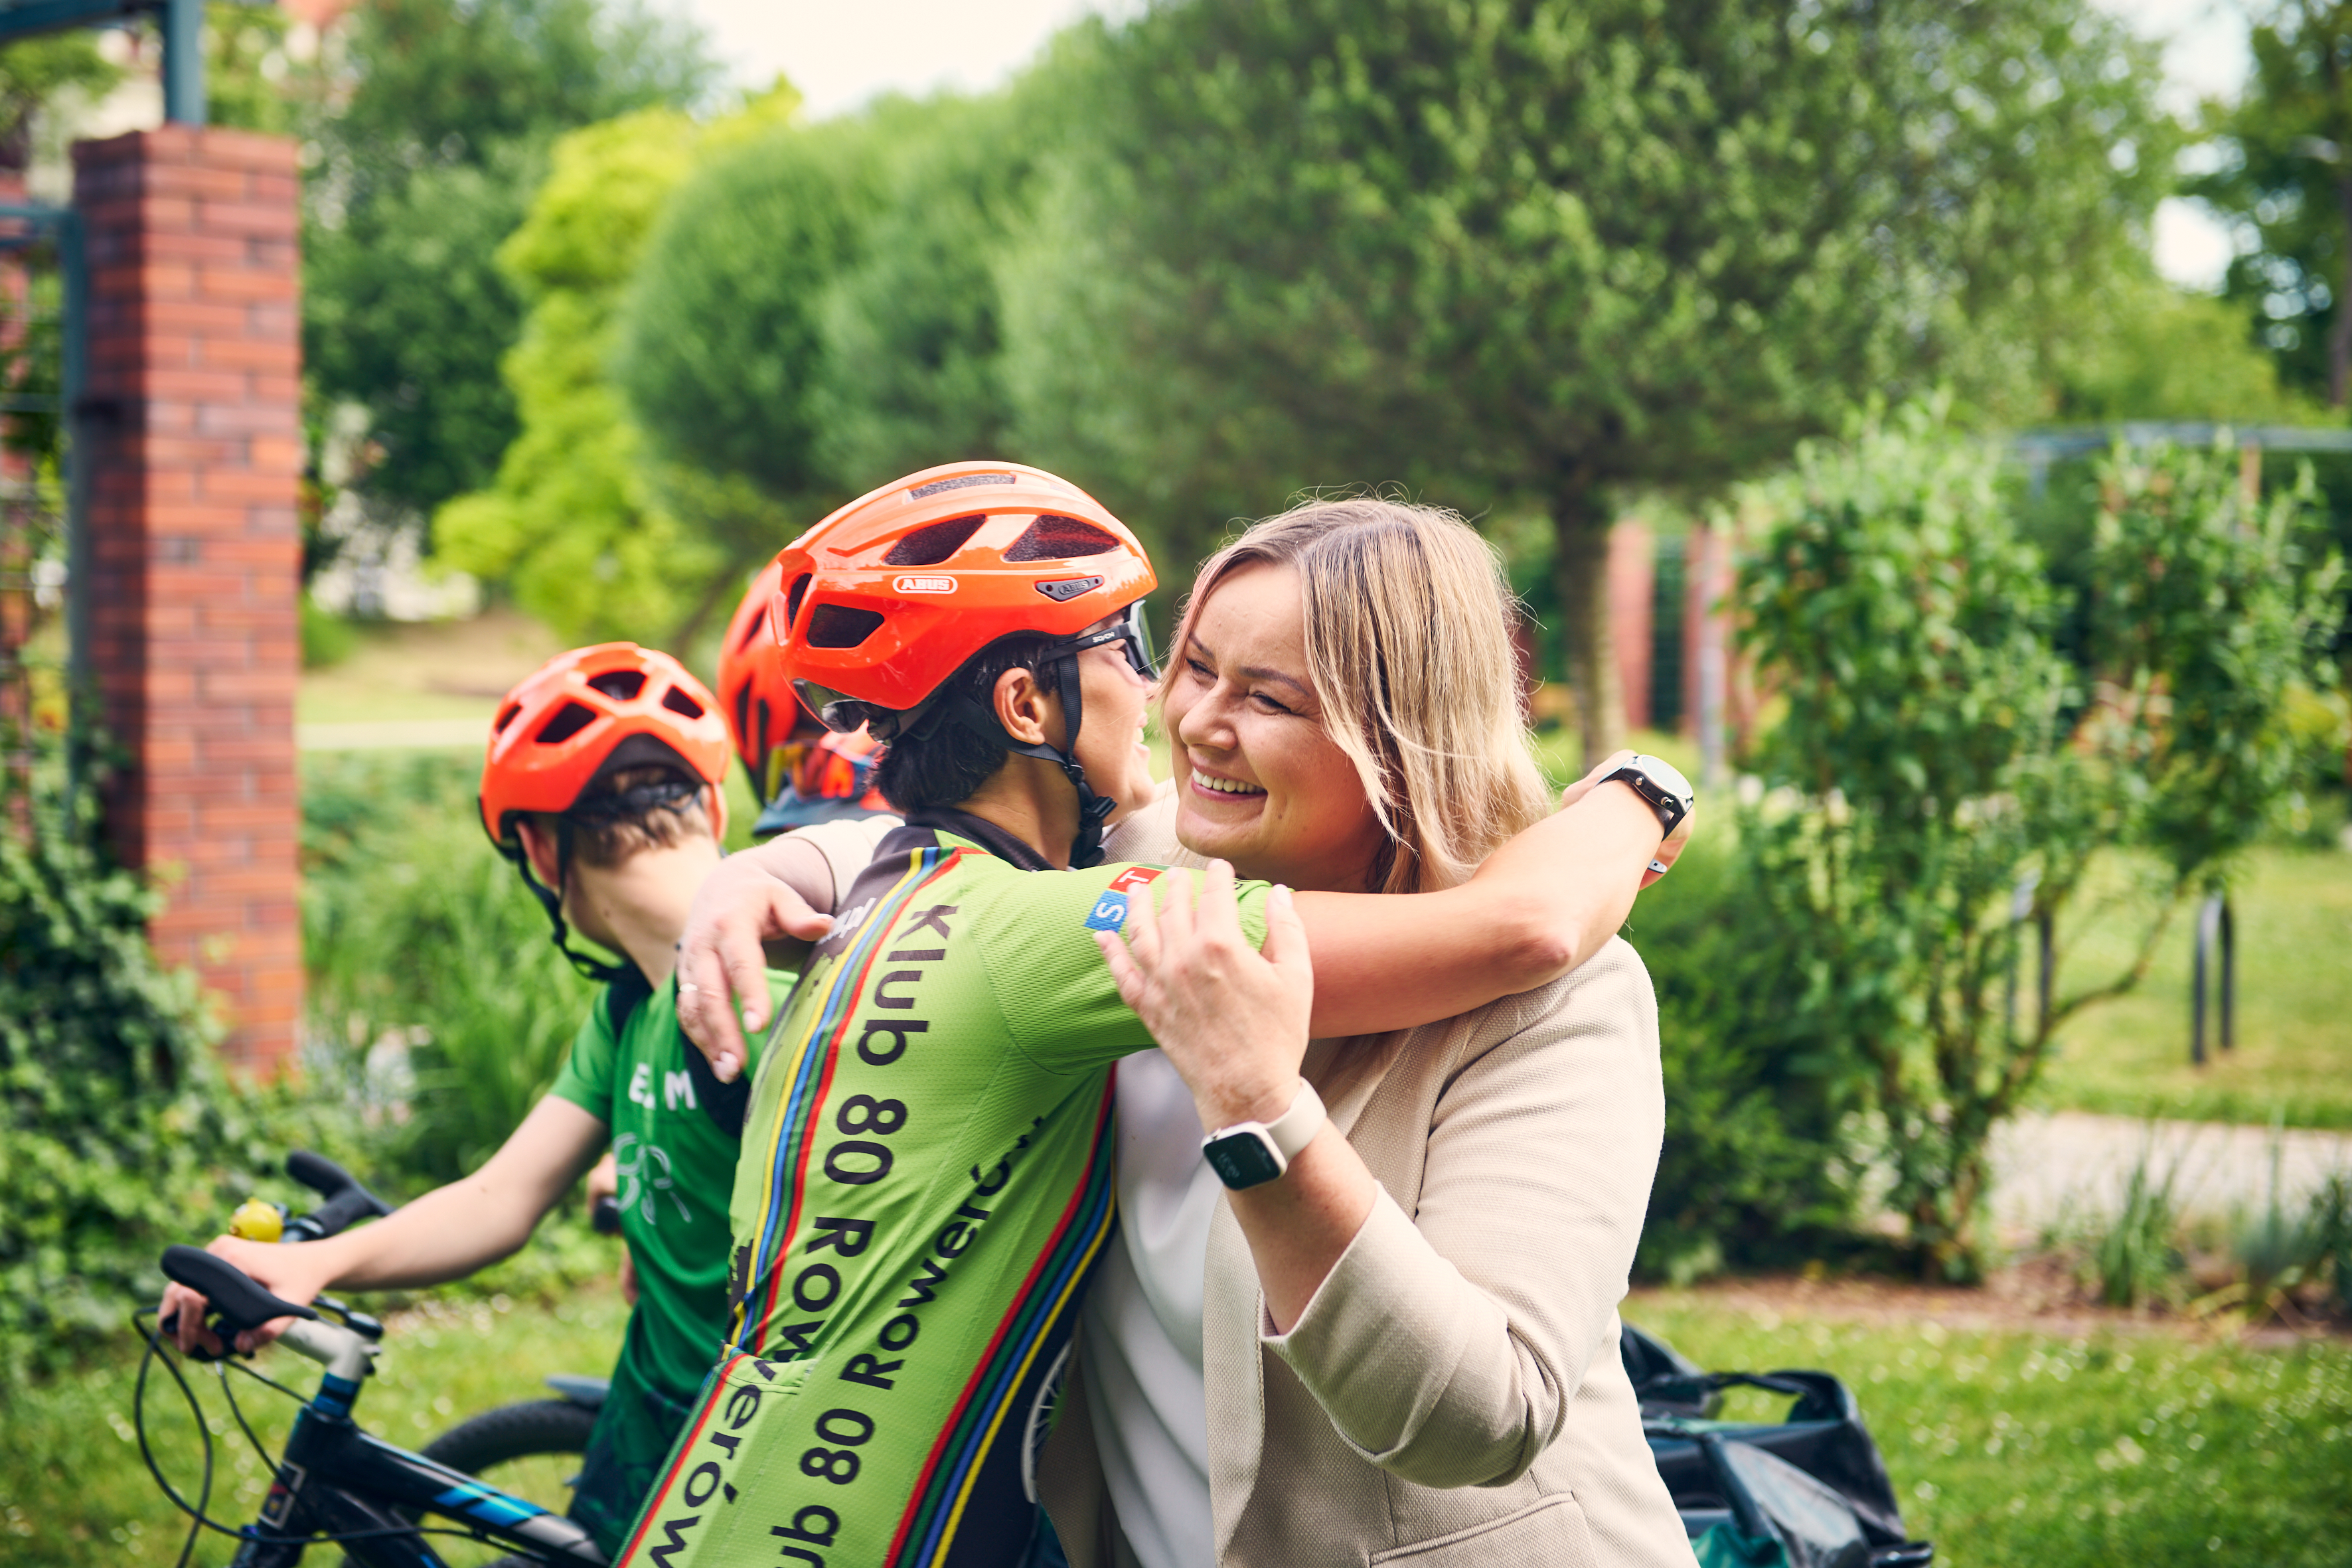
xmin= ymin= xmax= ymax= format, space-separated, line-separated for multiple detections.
xmin=1065 ymin=601 xmax=1159 ymax=682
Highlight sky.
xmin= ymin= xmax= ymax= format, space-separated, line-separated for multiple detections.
xmin=669 ymin=0 xmax=2254 ymax=289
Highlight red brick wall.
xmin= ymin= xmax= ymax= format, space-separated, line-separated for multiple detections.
xmin=74 ymin=127 xmax=302 ymax=1071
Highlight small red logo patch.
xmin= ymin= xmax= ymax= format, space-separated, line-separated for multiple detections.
xmin=1109 ymin=866 xmax=1163 ymax=894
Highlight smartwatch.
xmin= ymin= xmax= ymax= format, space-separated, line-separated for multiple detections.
xmin=1202 ymin=1080 xmax=1327 ymax=1191
xmin=1602 ymin=753 xmax=1695 ymax=848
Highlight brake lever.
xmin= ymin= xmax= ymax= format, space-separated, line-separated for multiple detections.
xmin=155 ymin=1309 xmax=249 ymax=1364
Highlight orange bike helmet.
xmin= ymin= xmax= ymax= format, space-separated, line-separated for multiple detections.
xmin=770 ymin=459 xmax=1157 ymax=864
xmin=480 ymin=643 xmax=730 ymax=978
xmin=716 ymin=560 xmax=890 ymax=826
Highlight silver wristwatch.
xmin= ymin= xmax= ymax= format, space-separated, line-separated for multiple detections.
xmin=1201 ymin=1080 xmax=1326 ymax=1191
xmin=1601 ymin=753 xmax=1695 ymax=869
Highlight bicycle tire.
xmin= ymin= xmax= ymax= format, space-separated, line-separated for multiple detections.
xmin=418 ymin=1399 xmax=599 ymax=1477
xmin=337 ymin=1400 xmax=598 ymax=1568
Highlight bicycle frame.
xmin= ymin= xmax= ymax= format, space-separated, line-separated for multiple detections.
xmin=227 ymin=1318 xmax=601 ymax=1567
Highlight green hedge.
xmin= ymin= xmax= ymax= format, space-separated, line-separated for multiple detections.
xmin=0 ymin=797 xmax=355 ymax=1387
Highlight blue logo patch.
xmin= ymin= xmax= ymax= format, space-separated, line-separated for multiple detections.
xmin=1083 ymin=892 xmax=1129 ymax=932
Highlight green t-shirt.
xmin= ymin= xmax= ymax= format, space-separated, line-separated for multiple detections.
xmin=616 ymin=811 xmax=1265 ymax=1568
xmin=550 ymin=967 xmax=795 ymax=1407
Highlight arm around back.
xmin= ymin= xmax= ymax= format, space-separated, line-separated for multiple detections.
xmin=1261 ymin=940 xmax=1666 ymax=1490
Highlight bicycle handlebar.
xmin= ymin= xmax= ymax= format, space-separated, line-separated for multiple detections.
xmin=283 ymin=1150 xmax=394 ymax=1242
xmin=160 ymin=1245 xmax=319 ymax=1337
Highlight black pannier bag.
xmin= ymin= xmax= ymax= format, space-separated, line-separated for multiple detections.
xmin=1622 ymin=1322 xmax=1936 ymax=1568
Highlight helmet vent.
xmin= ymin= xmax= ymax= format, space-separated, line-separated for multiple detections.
xmin=536 ymin=702 xmax=599 ymax=745
xmin=783 ymin=573 xmax=813 ymax=635
xmin=909 ymin=471 xmax=1014 ymax=500
xmin=884 ymin=513 xmax=986 ymax=566
xmin=807 ymin=605 xmax=886 ymax=649
xmin=493 ymin=701 xmax=521 ymax=734
xmin=1005 ymin=515 xmax=1118 ymax=562
xmin=733 ymin=599 xmax=769 ymax=650
xmin=662 ymin=684 xmax=706 ymax=720
xmin=586 ymin=669 xmax=647 ymax=702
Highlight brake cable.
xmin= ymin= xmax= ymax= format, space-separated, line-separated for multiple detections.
xmin=128 ymin=1309 xmax=566 ymax=1565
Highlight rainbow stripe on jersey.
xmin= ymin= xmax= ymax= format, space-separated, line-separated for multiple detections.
xmin=615 ymin=817 xmax=1222 ymax=1568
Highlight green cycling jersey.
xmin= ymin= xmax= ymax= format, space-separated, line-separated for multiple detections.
xmin=615 ymin=810 xmax=1266 ymax=1568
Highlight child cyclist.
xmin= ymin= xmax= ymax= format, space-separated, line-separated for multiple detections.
xmin=618 ymin=462 xmax=1683 ymax=1568
xmin=716 ymin=558 xmax=894 ymax=837
xmin=159 ymin=643 xmax=878 ymax=1555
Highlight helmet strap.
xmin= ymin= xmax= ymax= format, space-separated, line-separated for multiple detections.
xmin=945 ymin=649 xmax=1114 ymax=869
xmin=490 ymin=814 xmax=633 ymax=984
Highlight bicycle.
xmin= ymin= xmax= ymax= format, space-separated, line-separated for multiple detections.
xmin=141 ymin=1152 xmax=616 ymax=1566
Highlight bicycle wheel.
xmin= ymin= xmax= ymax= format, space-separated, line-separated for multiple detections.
xmin=340 ymin=1401 xmax=598 ymax=1568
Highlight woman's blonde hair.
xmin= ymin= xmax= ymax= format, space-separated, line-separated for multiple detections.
xmin=1168 ymin=497 xmax=1553 ymax=895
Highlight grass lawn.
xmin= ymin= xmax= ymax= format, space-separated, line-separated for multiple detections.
xmin=7 ymin=1281 xmax=2347 ymax=1567
xmin=2032 ymin=845 xmax=2352 ymax=1129
xmin=298 ymin=608 xmax=563 ymax=726
xmin=1630 ymin=1286 xmax=2352 ymax=1567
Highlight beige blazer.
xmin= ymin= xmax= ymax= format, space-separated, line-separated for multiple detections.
xmin=1039 ymin=930 xmax=1695 ymax=1567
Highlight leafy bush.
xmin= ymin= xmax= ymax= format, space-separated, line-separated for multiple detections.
xmin=0 ymin=795 xmax=354 ymax=1387
xmin=1727 ymin=407 xmax=2346 ymax=1279
xmin=1628 ymin=834 xmax=1862 ymax=1281
xmin=301 ymin=752 xmax=589 ymax=1185
xmin=2228 ymin=1135 xmax=2350 ymax=1321
xmin=299 ymin=591 xmax=357 ymax=669
xmin=2082 ymin=1139 xmax=2185 ymax=1308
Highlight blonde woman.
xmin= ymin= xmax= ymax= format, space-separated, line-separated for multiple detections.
xmin=1051 ymin=499 xmax=1695 ymax=1567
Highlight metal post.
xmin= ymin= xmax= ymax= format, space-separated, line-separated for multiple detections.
xmin=2006 ymin=870 xmax=2041 ymax=1046
xmin=2037 ymin=910 xmax=2053 ymax=1037
xmin=2192 ymin=892 xmax=2224 ymax=1067
xmin=2219 ymin=895 xmax=2235 ymax=1053
xmin=161 ymin=0 xmax=205 ymax=126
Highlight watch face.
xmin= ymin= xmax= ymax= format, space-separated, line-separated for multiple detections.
xmin=1204 ymin=1132 xmax=1285 ymax=1190
xmin=1646 ymin=757 xmax=1696 ymax=809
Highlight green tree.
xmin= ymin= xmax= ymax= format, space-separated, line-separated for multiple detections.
xmin=614 ymin=89 xmax=1042 ymax=575
xmin=303 ymin=0 xmax=714 ymax=517
xmin=0 ymin=32 xmax=118 ymax=179
xmin=2052 ymin=272 xmax=2322 ymax=422
xmin=1016 ymin=0 xmax=2169 ymax=767
xmin=435 ymin=86 xmax=801 ymax=643
xmin=2191 ymin=0 xmax=2352 ymax=407
xmin=1735 ymin=406 xmax=2343 ymax=1278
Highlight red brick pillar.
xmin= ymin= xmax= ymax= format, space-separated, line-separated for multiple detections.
xmin=1684 ymin=520 xmax=1732 ymax=782
xmin=1606 ymin=519 xmax=1655 ymax=735
xmin=74 ymin=127 xmax=303 ymax=1072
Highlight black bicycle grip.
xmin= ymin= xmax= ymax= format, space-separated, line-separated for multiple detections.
xmin=160 ymin=1245 xmax=319 ymax=1337
xmin=284 ymin=1150 xmax=393 ymax=1240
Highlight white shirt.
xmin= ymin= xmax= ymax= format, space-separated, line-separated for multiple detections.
xmin=1079 ymin=1050 xmax=1221 ymax=1568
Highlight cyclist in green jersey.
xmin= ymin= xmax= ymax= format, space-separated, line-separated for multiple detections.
xmin=158 ymin=643 xmax=876 ymax=1555
xmin=623 ymin=464 xmax=1683 ymax=1568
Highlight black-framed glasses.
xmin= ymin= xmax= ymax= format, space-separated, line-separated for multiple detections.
xmin=1066 ymin=600 xmax=1158 ymax=681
